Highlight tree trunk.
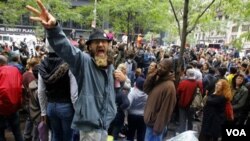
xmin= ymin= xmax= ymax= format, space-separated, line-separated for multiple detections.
xmin=176 ymin=0 xmax=189 ymax=83
xmin=127 ymin=11 xmax=131 ymax=48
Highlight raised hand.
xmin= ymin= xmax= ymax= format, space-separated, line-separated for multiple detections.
xmin=114 ymin=70 xmax=126 ymax=82
xmin=26 ymin=0 xmax=56 ymax=29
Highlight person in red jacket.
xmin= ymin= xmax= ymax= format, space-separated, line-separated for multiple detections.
xmin=176 ymin=68 xmax=203 ymax=134
xmin=0 ymin=55 xmax=23 ymax=141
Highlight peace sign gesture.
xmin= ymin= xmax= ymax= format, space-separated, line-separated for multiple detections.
xmin=26 ymin=0 xmax=56 ymax=29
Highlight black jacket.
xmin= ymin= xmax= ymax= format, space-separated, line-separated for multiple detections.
xmin=39 ymin=53 xmax=71 ymax=103
xmin=201 ymin=94 xmax=226 ymax=138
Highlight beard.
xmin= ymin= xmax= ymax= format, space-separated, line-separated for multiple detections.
xmin=94 ymin=55 xmax=108 ymax=68
xmin=88 ymin=46 xmax=114 ymax=68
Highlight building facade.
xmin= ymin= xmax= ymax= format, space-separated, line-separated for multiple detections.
xmin=194 ymin=13 xmax=250 ymax=50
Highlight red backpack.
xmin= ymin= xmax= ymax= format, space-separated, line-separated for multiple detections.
xmin=0 ymin=65 xmax=22 ymax=116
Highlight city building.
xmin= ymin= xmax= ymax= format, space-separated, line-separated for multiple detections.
xmin=193 ymin=11 xmax=250 ymax=55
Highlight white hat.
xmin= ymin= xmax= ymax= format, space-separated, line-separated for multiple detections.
xmin=186 ymin=69 xmax=196 ymax=80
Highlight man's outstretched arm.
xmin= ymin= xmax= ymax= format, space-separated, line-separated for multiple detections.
xmin=26 ymin=0 xmax=85 ymax=76
xmin=26 ymin=0 xmax=56 ymax=29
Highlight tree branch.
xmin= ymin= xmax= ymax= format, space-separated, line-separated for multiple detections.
xmin=169 ymin=0 xmax=181 ymax=39
xmin=187 ymin=0 xmax=216 ymax=35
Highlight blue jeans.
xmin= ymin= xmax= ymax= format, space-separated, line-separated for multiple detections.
xmin=144 ymin=126 xmax=164 ymax=141
xmin=0 ymin=112 xmax=23 ymax=141
xmin=47 ymin=102 xmax=74 ymax=141
xmin=72 ymin=129 xmax=79 ymax=141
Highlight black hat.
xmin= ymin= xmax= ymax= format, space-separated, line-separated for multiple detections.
xmin=86 ymin=28 xmax=111 ymax=45
xmin=136 ymin=76 xmax=145 ymax=91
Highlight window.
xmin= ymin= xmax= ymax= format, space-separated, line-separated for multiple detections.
xmin=3 ymin=35 xmax=9 ymax=41
xmin=218 ymin=15 xmax=223 ymax=20
xmin=242 ymin=25 xmax=250 ymax=32
xmin=22 ymin=15 xmax=30 ymax=25
xmin=208 ymin=44 xmax=221 ymax=50
xmin=231 ymin=35 xmax=236 ymax=40
xmin=62 ymin=21 xmax=71 ymax=28
xmin=72 ymin=22 xmax=81 ymax=29
xmin=232 ymin=26 xmax=239 ymax=32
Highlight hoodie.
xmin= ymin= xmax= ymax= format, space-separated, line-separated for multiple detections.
xmin=143 ymin=73 xmax=176 ymax=135
xmin=127 ymin=87 xmax=148 ymax=116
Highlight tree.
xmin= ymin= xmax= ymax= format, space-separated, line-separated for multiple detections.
xmin=74 ymin=4 xmax=95 ymax=28
xmin=98 ymin=0 xmax=171 ymax=42
xmin=0 ymin=0 xmax=85 ymax=38
xmin=28 ymin=0 xmax=82 ymax=23
xmin=169 ymin=0 xmax=216 ymax=82
xmin=0 ymin=0 xmax=81 ymax=25
xmin=0 ymin=0 xmax=27 ymax=24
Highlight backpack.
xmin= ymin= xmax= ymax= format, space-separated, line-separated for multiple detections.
xmin=143 ymin=52 xmax=150 ymax=64
xmin=135 ymin=49 xmax=144 ymax=65
xmin=28 ymin=80 xmax=41 ymax=123
xmin=0 ymin=66 xmax=23 ymax=116
xmin=190 ymin=82 xmax=207 ymax=110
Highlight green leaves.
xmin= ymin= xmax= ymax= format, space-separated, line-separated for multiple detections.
xmin=0 ymin=0 xmax=81 ymax=24
xmin=0 ymin=0 xmax=27 ymax=24
xmin=231 ymin=32 xmax=250 ymax=50
xmin=0 ymin=0 xmax=249 ymax=42
xmin=97 ymin=0 xmax=171 ymax=33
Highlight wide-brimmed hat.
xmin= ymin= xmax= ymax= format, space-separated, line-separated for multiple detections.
xmin=86 ymin=28 xmax=111 ymax=45
xmin=186 ymin=69 xmax=196 ymax=80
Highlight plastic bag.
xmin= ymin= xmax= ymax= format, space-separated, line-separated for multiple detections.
xmin=167 ymin=130 xmax=198 ymax=141
xmin=38 ymin=121 xmax=49 ymax=141
xmin=107 ymin=135 xmax=113 ymax=141
xmin=225 ymin=101 xmax=234 ymax=121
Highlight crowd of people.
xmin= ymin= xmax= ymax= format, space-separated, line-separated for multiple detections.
xmin=0 ymin=1 xmax=250 ymax=141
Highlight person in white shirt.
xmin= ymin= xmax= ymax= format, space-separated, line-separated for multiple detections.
xmin=122 ymin=32 xmax=128 ymax=44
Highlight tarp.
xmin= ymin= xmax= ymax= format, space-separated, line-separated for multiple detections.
xmin=167 ymin=130 xmax=198 ymax=141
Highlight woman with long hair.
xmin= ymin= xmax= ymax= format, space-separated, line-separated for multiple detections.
xmin=231 ymin=74 xmax=248 ymax=125
xmin=199 ymin=79 xmax=232 ymax=141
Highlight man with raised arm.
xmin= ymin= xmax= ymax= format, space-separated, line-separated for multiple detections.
xmin=26 ymin=1 xmax=126 ymax=141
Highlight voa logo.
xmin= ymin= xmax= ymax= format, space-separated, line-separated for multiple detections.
xmin=226 ymin=129 xmax=246 ymax=136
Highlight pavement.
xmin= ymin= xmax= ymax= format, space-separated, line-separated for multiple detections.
xmin=5 ymin=113 xmax=202 ymax=141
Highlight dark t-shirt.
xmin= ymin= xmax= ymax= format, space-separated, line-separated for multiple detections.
xmin=23 ymin=71 xmax=35 ymax=89
xmin=22 ymin=71 xmax=35 ymax=104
